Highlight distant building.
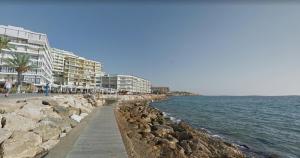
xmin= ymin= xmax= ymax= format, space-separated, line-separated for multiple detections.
xmin=51 ymin=48 xmax=102 ymax=89
xmin=101 ymin=74 xmax=151 ymax=94
xmin=0 ymin=25 xmax=104 ymax=91
xmin=0 ymin=25 xmax=53 ymax=86
xmin=151 ymin=87 xmax=170 ymax=94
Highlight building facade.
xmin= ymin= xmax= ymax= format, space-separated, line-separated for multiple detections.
xmin=52 ymin=48 xmax=102 ymax=89
xmin=0 ymin=25 xmax=53 ymax=86
xmin=0 ymin=25 xmax=151 ymax=94
xmin=101 ymin=74 xmax=151 ymax=94
xmin=151 ymin=87 xmax=170 ymax=94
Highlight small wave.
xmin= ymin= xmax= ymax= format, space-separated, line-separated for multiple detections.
xmin=162 ymin=112 xmax=182 ymax=124
xmin=153 ymin=107 xmax=159 ymax=110
xmin=162 ymin=112 xmax=170 ymax=117
xmin=212 ymin=134 xmax=222 ymax=138
xmin=170 ymin=116 xmax=175 ymax=121
xmin=199 ymin=127 xmax=212 ymax=134
xmin=236 ymin=144 xmax=250 ymax=150
xmin=169 ymin=116 xmax=181 ymax=124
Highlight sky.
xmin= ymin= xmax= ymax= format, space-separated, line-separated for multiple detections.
xmin=1 ymin=1 xmax=300 ymax=95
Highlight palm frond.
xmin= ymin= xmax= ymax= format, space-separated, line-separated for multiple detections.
xmin=3 ymin=53 xmax=39 ymax=73
xmin=0 ymin=37 xmax=16 ymax=52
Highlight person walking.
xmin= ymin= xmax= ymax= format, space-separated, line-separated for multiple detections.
xmin=4 ymin=80 xmax=12 ymax=97
xmin=45 ymin=83 xmax=49 ymax=96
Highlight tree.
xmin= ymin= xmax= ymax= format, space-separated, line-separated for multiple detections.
xmin=4 ymin=53 xmax=36 ymax=93
xmin=0 ymin=37 xmax=14 ymax=64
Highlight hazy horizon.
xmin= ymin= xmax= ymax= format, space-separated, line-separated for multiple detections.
xmin=1 ymin=2 xmax=300 ymax=95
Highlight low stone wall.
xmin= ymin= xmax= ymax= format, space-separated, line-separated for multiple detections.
xmin=115 ymin=101 xmax=246 ymax=158
xmin=0 ymin=94 xmax=105 ymax=158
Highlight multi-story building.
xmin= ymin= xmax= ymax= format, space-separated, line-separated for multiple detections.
xmin=52 ymin=48 xmax=102 ymax=89
xmin=101 ymin=74 xmax=151 ymax=94
xmin=151 ymin=87 xmax=170 ymax=94
xmin=0 ymin=25 xmax=53 ymax=86
xmin=51 ymin=48 xmax=72 ymax=85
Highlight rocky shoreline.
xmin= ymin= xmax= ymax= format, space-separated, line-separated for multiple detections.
xmin=115 ymin=98 xmax=246 ymax=158
xmin=0 ymin=94 xmax=104 ymax=158
xmin=0 ymin=94 xmax=166 ymax=158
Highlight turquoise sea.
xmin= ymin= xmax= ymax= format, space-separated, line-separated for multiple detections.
xmin=151 ymin=96 xmax=300 ymax=158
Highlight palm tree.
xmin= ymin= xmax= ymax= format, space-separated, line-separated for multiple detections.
xmin=4 ymin=54 xmax=36 ymax=93
xmin=0 ymin=37 xmax=14 ymax=64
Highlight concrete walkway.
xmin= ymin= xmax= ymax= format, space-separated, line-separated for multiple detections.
xmin=65 ymin=104 xmax=127 ymax=158
xmin=0 ymin=93 xmax=45 ymax=99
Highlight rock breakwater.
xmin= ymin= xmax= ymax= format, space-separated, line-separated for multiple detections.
xmin=0 ymin=94 xmax=103 ymax=158
xmin=115 ymin=100 xmax=245 ymax=158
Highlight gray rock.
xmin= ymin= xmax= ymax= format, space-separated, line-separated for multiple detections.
xmin=0 ymin=102 xmax=25 ymax=113
xmin=42 ymin=100 xmax=59 ymax=106
xmin=176 ymin=131 xmax=193 ymax=141
xmin=2 ymin=131 xmax=43 ymax=158
xmin=60 ymin=133 xmax=67 ymax=138
xmin=152 ymin=125 xmax=174 ymax=137
xmin=53 ymin=105 xmax=69 ymax=117
xmin=33 ymin=125 xmax=61 ymax=142
xmin=179 ymin=140 xmax=192 ymax=155
xmin=0 ymin=128 xmax=12 ymax=144
xmin=3 ymin=113 xmax=37 ymax=131
xmin=39 ymin=117 xmax=73 ymax=132
xmin=15 ymin=103 xmax=48 ymax=121
xmin=166 ymin=135 xmax=179 ymax=149
xmin=39 ymin=139 xmax=60 ymax=151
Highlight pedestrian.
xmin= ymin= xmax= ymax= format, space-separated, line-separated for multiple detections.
xmin=4 ymin=80 xmax=12 ymax=97
xmin=45 ymin=83 xmax=49 ymax=96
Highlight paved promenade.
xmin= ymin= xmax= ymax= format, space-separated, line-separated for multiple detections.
xmin=0 ymin=93 xmax=45 ymax=99
xmin=65 ymin=104 xmax=127 ymax=158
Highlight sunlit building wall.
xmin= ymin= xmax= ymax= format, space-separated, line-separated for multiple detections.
xmin=52 ymin=48 xmax=102 ymax=88
xmin=101 ymin=74 xmax=151 ymax=94
xmin=0 ymin=25 xmax=53 ymax=86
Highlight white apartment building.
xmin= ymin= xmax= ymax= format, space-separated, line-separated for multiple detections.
xmin=0 ymin=25 xmax=53 ymax=86
xmin=52 ymin=48 xmax=102 ymax=89
xmin=51 ymin=48 xmax=72 ymax=85
xmin=101 ymin=74 xmax=151 ymax=94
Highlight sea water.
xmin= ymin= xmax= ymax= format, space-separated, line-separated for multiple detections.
xmin=151 ymin=96 xmax=300 ymax=158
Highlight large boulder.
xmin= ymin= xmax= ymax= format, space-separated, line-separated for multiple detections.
xmin=0 ymin=102 xmax=25 ymax=113
xmin=2 ymin=131 xmax=44 ymax=158
xmin=33 ymin=124 xmax=61 ymax=142
xmin=73 ymin=103 xmax=93 ymax=113
xmin=63 ymin=96 xmax=76 ymax=106
xmin=179 ymin=140 xmax=192 ymax=155
xmin=0 ymin=128 xmax=12 ymax=144
xmin=3 ymin=113 xmax=37 ymax=131
xmin=42 ymin=100 xmax=58 ymax=106
xmin=175 ymin=131 xmax=193 ymax=141
xmin=39 ymin=117 xmax=73 ymax=133
xmin=70 ymin=114 xmax=83 ymax=123
xmin=165 ymin=135 xmax=179 ymax=149
xmin=39 ymin=139 xmax=60 ymax=151
xmin=15 ymin=103 xmax=49 ymax=121
xmin=70 ymin=113 xmax=89 ymax=122
xmin=152 ymin=125 xmax=174 ymax=137
xmin=41 ymin=108 xmax=62 ymax=120
xmin=66 ymin=96 xmax=93 ymax=113
xmin=53 ymin=105 xmax=70 ymax=117
xmin=68 ymin=107 xmax=81 ymax=116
